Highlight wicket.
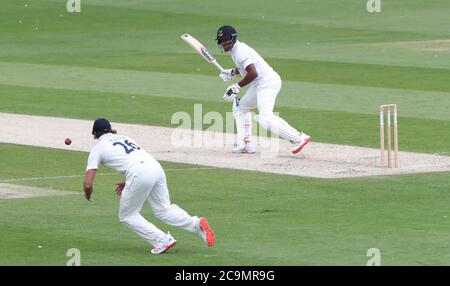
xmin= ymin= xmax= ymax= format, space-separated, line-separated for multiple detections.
xmin=379 ymin=104 xmax=398 ymax=168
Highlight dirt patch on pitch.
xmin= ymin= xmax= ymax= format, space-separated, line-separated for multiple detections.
xmin=1 ymin=113 xmax=450 ymax=179
xmin=0 ymin=183 xmax=75 ymax=199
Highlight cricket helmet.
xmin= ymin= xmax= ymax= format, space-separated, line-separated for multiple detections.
xmin=92 ymin=118 xmax=111 ymax=135
xmin=216 ymin=25 xmax=237 ymax=46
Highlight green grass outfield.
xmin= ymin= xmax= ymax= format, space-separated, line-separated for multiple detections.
xmin=1 ymin=143 xmax=450 ymax=265
xmin=0 ymin=0 xmax=450 ymax=265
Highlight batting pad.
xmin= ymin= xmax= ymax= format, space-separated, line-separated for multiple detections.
xmin=233 ymin=99 xmax=253 ymax=146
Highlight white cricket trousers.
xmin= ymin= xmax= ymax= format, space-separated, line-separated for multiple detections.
xmin=238 ymin=76 xmax=281 ymax=114
xmin=234 ymin=75 xmax=302 ymax=144
xmin=118 ymin=161 xmax=197 ymax=246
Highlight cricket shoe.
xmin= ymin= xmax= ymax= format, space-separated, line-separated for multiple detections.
xmin=232 ymin=144 xmax=257 ymax=154
xmin=151 ymin=232 xmax=176 ymax=255
xmin=195 ymin=217 xmax=215 ymax=247
xmin=291 ymin=133 xmax=311 ymax=154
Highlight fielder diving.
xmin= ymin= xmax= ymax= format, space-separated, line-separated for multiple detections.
xmin=217 ymin=25 xmax=311 ymax=154
xmin=83 ymin=118 xmax=215 ymax=254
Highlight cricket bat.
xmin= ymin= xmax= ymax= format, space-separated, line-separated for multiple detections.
xmin=180 ymin=33 xmax=225 ymax=72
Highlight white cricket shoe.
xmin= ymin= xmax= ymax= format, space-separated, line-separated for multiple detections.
xmin=150 ymin=232 xmax=176 ymax=255
xmin=195 ymin=217 xmax=215 ymax=247
xmin=292 ymin=133 xmax=311 ymax=154
xmin=232 ymin=144 xmax=257 ymax=154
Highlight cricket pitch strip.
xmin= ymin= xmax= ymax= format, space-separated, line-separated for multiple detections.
xmin=1 ymin=113 xmax=450 ymax=179
xmin=0 ymin=183 xmax=75 ymax=199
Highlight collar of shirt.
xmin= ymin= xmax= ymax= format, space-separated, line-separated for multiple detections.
xmin=231 ymin=40 xmax=241 ymax=52
xmin=96 ymin=133 xmax=113 ymax=143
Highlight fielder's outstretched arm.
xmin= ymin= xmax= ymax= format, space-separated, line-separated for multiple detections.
xmin=83 ymin=169 xmax=97 ymax=201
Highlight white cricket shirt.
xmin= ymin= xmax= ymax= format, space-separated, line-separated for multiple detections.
xmin=86 ymin=133 xmax=157 ymax=175
xmin=231 ymin=40 xmax=279 ymax=86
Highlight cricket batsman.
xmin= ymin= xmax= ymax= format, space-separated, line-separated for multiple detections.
xmin=217 ymin=25 xmax=311 ymax=154
xmin=83 ymin=118 xmax=215 ymax=254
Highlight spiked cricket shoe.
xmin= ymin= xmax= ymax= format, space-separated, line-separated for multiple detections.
xmin=232 ymin=144 xmax=257 ymax=154
xmin=150 ymin=232 xmax=176 ymax=255
xmin=292 ymin=133 xmax=311 ymax=154
xmin=196 ymin=217 xmax=215 ymax=247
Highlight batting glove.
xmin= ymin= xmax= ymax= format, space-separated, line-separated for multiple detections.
xmin=219 ymin=68 xmax=236 ymax=82
xmin=223 ymin=83 xmax=241 ymax=102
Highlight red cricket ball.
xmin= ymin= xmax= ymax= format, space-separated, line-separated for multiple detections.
xmin=65 ymin=138 xmax=72 ymax=145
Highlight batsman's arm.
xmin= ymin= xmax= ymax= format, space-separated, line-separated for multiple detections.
xmin=237 ymin=64 xmax=257 ymax=88
xmin=83 ymin=169 xmax=97 ymax=201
